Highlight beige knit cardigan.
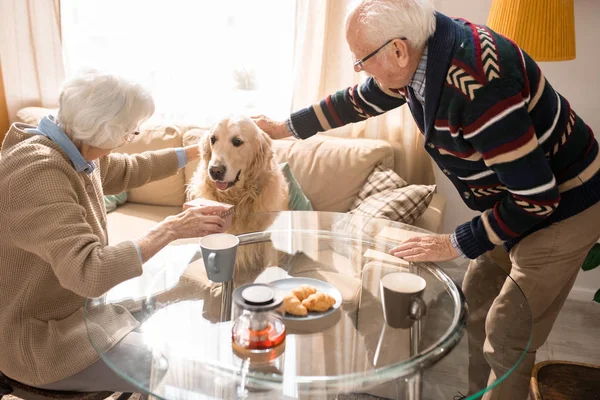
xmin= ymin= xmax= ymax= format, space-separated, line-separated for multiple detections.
xmin=0 ymin=123 xmax=181 ymax=386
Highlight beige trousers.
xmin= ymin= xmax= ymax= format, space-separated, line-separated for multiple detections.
xmin=463 ymin=201 xmax=600 ymax=400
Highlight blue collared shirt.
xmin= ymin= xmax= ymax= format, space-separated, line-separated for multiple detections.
xmin=25 ymin=115 xmax=97 ymax=174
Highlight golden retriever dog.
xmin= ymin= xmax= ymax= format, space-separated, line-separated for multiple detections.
xmin=186 ymin=115 xmax=289 ymax=271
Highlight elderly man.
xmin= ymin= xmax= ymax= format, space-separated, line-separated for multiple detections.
xmin=254 ymin=0 xmax=600 ymax=399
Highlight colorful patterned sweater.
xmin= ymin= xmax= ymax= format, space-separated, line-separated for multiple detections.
xmin=287 ymin=12 xmax=600 ymax=259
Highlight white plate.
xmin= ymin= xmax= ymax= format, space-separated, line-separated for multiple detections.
xmin=269 ymin=277 xmax=342 ymax=321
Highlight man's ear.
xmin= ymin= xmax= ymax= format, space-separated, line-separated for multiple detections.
xmin=392 ymin=38 xmax=411 ymax=69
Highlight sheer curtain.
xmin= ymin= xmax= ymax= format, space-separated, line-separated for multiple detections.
xmin=1 ymin=0 xmax=433 ymax=183
xmin=291 ymin=0 xmax=434 ymax=185
xmin=60 ymin=0 xmax=297 ymax=127
xmin=0 ymin=0 xmax=64 ymax=124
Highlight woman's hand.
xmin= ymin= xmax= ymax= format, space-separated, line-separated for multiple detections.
xmin=390 ymin=234 xmax=460 ymax=262
xmin=184 ymin=144 xmax=201 ymax=161
xmin=135 ymin=206 xmax=226 ymax=262
xmin=165 ymin=206 xmax=226 ymax=240
xmin=251 ymin=115 xmax=292 ymax=139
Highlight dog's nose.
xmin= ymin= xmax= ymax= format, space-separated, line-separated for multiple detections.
xmin=209 ymin=165 xmax=226 ymax=181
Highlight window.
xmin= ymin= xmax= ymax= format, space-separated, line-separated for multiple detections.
xmin=60 ymin=0 xmax=297 ymax=126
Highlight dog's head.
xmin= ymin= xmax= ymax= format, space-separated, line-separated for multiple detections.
xmin=200 ymin=115 xmax=274 ymax=191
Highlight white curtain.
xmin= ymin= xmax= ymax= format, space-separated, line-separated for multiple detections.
xmin=0 ymin=0 xmax=64 ymax=123
xmin=290 ymin=0 xmax=434 ymax=185
xmin=0 ymin=0 xmax=434 ymax=184
xmin=59 ymin=0 xmax=297 ymax=127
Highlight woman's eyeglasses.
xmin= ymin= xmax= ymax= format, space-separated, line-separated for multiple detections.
xmin=123 ymin=131 xmax=140 ymax=144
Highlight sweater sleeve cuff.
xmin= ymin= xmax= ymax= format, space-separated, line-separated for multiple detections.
xmin=131 ymin=240 xmax=143 ymax=262
xmin=455 ymin=221 xmax=490 ymax=259
xmin=285 ymin=119 xmax=300 ymax=139
xmin=450 ymin=232 xmax=465 ymax=257
xmin=289 ymin=108 xmax=321 ymax=140
xmin=175 ymin=148 xmax=188 ymax=168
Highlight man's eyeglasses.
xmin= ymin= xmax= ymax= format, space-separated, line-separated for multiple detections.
xmin=353 ymin=37 xmax=407 ymax=72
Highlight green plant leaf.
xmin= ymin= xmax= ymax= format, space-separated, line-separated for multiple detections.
xmin=582 ymin=243 xmax=600 ymax=271
xmin=594 ymin=289 xmax=600 ymax=304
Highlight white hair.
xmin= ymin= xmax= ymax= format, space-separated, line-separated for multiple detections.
xmin=347 ymin=0 xmax=437 ymax=49
xmin=56 ymin=70 xmax=155 ymax=149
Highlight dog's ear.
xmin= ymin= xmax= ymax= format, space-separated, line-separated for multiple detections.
xmin=247 ymin=126 xmax=274 ymax=180
xmin=199 ymin=131 xmax=212 ymax=163
xmin=258 ymin=127 xmax=272 ymax=147
xmin=256 ymin=126 xmax=274 ymax=167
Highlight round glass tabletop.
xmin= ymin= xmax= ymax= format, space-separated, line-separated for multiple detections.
xmin=84 ymin=211 xmax=532 ymax=399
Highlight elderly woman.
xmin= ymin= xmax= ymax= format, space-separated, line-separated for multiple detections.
xmin=0 ymin=71 xmax=226 ymax=395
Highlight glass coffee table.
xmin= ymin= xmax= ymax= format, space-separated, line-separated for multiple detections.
xmin=84 ymin=211 xmax=532 ymax=399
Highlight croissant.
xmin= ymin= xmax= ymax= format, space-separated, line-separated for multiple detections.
xmin=301 ymin=291 xmax=336 ymax=312
xmin=283 ymin=293 xmax=308 ymax=316
xmin=291 ymin=284 xmax=317 ymax=301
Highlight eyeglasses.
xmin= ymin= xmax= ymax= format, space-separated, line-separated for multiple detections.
xmin=124 ymin=131 xmax=140 ymax=143
xmin=353 ymin=37 xmax=407 ymax=72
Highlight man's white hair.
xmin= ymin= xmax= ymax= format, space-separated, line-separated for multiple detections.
xmin=57 ymin=70 xmax=155 ymax=149
xmin=347 ymin=0 xmax=436 ymax=49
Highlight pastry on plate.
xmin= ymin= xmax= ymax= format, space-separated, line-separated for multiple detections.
xmin=282 ymin=293 xmax=308 ymax=316
xmin=302 ymin=291 xmax=336 ymax=312
xmin=291 ymin=284 xmax=317 ymax=301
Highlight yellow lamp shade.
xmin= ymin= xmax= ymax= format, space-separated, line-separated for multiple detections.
xmin=487 ymin=0 xmax=576 ymax=61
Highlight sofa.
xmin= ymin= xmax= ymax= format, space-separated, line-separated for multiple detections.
xmin=15 ymin=107 xmax=446 ymax=245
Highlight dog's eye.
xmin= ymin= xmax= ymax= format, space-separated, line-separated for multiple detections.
xmin=231 ymin=138 xmax=244 ymax=147
xmin=210 ymin=136 xmax=216 ymax=145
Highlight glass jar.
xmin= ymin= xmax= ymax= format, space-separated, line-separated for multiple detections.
xmin=231 ymin=283 xmax=286 ymax=362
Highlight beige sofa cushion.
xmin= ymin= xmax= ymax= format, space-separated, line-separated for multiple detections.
xmin=115 ymin=124 xmax=187 ymax=206
xmin=272 ymin=136 xmax=394 ymax=212
xmin=107 ymin=203 xmax=181 ymax=244
xmin=15 ymin=107 xmax=57 ymax=125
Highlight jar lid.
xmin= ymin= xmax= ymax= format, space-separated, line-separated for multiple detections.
xmin=233 ymin=283 xmax=284 ymax=312
xmin=242 ymin=286 xmax=275 ymax=305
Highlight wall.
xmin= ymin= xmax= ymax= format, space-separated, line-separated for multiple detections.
xmin=433 ymin=0 xmax=600 ymax=300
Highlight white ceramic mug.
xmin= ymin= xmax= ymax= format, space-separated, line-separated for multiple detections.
xmin=200 ymin=233 xmax=239 ymax=282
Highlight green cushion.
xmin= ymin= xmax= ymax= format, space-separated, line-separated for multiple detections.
xmin=280 ymin=162 xmax=313 ymax=211
xmin=104 ymin=192 xmax=128 ymax=213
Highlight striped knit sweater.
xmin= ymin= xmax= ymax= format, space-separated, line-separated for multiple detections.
xmin=287 ymin=12 xmax=600 ymax=259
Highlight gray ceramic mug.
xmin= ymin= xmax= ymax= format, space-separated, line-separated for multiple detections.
xmin=380 ymin=272 xmax=427 ymax=329
xmin=200 ymin=233 xmax=239 ymax=283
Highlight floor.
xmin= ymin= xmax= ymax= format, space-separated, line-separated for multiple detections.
xmin=535 ymin=298 xmax=600 ymax=365
xmin=420 ymin=297 xmax=600 ymax=400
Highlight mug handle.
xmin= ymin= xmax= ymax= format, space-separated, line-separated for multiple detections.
xmin=207 ymin=253 xmax=220 ymax=274
xmin=409 ymin=296 xmax=427 ymax=321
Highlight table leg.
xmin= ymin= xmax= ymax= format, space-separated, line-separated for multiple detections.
xmin=406 ymin=319 xmax=423 ymax=400
xmin=406 ymin=263 xmax=423 ymax=400
xmin=220 ymin=280 xmax=233 ymax=322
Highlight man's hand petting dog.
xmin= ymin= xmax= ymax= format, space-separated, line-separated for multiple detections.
xmin=251 ymin=115 xmax=292 ymax=140
xmin=164 ymin=205 xmax=226 ymax=240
